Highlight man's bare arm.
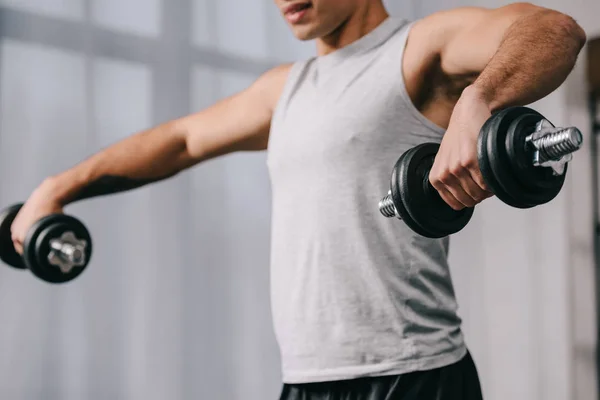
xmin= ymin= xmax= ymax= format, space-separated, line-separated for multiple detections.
xmin=410 ymin=4 xmax=586 ymax=210
xmin=439 ymin=3 xmax=586 ymax=110
xmin=47 ymin=64 xmax=291 ymax=205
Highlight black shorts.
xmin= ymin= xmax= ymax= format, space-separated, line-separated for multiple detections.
xmin=279 ymin=351 xmax=483 ymax=400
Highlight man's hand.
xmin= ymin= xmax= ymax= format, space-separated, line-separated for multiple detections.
xmin=429 ymin=86 xmax=494 ymax=210
xmin=11 ymin=179 xmax=64 ymax=255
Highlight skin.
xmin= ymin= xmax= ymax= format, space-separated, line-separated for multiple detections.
xmin=11 ymin=0 xmax=586 ymax=252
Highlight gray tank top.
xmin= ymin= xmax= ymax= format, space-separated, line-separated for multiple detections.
xmin=267 ymin=17 xmax=466 ymax=384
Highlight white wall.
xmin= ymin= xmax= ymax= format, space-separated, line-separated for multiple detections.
xmin=385 ymin=0 xmax=599 ymax=399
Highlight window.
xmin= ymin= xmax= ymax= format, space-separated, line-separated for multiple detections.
xmin=0 ymin=39 xmax=86 ymax=184
xmin=0 ymin=0 xmax=83 ymax=21
xmin=91 ymin=0 xmax=162 ymax=37
xmin=0 ymin=1 xmax=281 ymax=142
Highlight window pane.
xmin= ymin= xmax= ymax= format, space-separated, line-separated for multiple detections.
xmin=192 ymin=0 xmax=269 ymax=59
xmin=191 ymin=66 xmax=256 ymax=107
xmin=0 ymin=0 xmax=83 ymax=20
xmin=216 ymin=0 xmax=268 ymax=59
xmin=191 ymin=65 xmax=218 ymax=111
xmin=93 ymin=58 xmax=152 ymax=148
xmin=191 ymin=0 xmax=215 ymax=48
xmin=218 ymin=70 xmax=255 ymax=99
xmin=92 ymin=0 xmax=162 ymax=37
xmin=0 ymin=40 xmax=86 ymax=200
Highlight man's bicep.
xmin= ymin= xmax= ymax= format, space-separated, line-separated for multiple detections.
xmin=439 ymin=3 xmax=542 ymax=76
xmin=403 ymin=6 xmax=489 ymax=101
xmin=182 ymin=89 xmax=271 ymax=160
xmin=180 ymin=64 xmax=291 ymax=162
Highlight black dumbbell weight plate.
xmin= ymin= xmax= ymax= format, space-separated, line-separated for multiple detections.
xmin=478 ymin=107 xmax=566 ymax=208
xmin=22 ymin=214 xmax=92 ymax=284
xmin=391 ymin=143 xmax=474 ymax=238
xmin=388 ymin=151 xmax=418 ymax=230
xmin=504 ymin=113 xmax=566 ymax=206
xmin=0 ymin=204 xmax=26 ymax=269
xmin=478 ymin=108 xmax=527 ymax=208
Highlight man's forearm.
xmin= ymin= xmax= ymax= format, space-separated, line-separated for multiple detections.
xmin=45 ymin=121 xmax=193 ymax=205
xmin=472 ymin=9 xmax=586 ymax=111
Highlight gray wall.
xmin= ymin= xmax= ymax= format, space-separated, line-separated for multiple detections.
xmin=0 ymin=1 xmax=597 ymax=399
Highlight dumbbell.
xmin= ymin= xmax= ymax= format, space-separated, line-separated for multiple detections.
xmin=0 ymin=204 xmax=92 ymax=283
xmin=378 ymin=106 xmax=583 ymax=238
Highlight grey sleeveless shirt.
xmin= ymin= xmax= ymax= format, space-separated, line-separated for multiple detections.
xmin=267 ymin=17 xmax=466 ymax=384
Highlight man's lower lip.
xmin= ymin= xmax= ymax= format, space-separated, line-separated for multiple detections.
xmin=286 ymin=9 xmax=308 ymax=24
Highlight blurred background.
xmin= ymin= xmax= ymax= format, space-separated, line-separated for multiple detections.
xmin=0 ymin=0 xmax=598 ymax=399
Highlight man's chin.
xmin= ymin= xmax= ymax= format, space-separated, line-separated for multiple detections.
xmin=291 ymin=26 xmax=319 ymax=41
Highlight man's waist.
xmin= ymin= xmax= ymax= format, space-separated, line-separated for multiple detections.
xmin=278 ymin=333 xmax=467 ymax=384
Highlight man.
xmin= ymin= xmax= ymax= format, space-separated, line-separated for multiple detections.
xmin=10 ymin=1 xmax=585 ymax=398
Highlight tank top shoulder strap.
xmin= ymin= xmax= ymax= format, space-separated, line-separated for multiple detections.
xmin=380 ymin=19 xmax=446 ymax=137
xmin=272 ymin=58 xmax=316 ymax=124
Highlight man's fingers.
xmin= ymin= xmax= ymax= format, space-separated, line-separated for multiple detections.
xmin=456 ymin=152 xmax=492 ymax=200
xmin=13 ymin=241 xmax=23 ymax=255
xmin=435 ymin=187 xmax=465 ymax=211
xmin=434 ymin=171 xmax=477 ymax=208
xmin=468 ymin=166 xmax=491 ymax=194
xmin=454 ymin=170 xmax=488 ymax=203
xmin=430 ymin=151 xmax=495 ymax=210
xmin=11 ymin=228 xmax=23 ymax=254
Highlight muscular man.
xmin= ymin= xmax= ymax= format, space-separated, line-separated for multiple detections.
xmin=10 ymin=1 xmax=585 ymax=399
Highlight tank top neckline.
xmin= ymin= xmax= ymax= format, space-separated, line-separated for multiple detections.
xmin=316 ymin=16 xmax=406 ymax=73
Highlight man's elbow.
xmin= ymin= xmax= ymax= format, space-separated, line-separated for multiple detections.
xmin=562 ymin=15 xmax=587 ymax=50
xmin=547 ymin=10 xmax=587 ymax=50
xmin=507 ymin=3 xmax=586 ymax=47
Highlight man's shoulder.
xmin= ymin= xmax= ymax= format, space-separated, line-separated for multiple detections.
xmin=264 ymin=63 xmax=294 ymax=81
xmin=253 ymin=63 xmax=295 ymax=111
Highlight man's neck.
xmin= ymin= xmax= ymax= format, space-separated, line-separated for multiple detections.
xmin=316 ymin=4 xmax=389 ymax=56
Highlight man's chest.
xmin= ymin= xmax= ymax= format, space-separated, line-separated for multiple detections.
xmin=268 ymin=82 xmax=409 ymax=171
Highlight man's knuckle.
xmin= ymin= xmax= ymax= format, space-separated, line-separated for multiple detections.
xmin=450 ymin=162 xmax=467 ymax=176
xmin=438 ymin=170 xmax=454 ymax=183
xmin=459 ymin=156 xmax=475 ymax=169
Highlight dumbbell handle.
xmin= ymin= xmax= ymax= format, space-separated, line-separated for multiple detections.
xmin=379 ymin=192 xmax=398 ymax=218
xmin=527 ymin=124 xmax=582 ymax=169
xmin=47 ymin=232 xmax=88 ymax=273
xmin=50 ymin=240 xmax=85 ymax=264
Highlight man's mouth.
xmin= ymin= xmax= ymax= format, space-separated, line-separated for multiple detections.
xmin=284 ymin=2 xmax=312 ymax=24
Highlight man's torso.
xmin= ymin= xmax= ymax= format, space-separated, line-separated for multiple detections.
xmin=267 ymin=17 xmax=466 ymax=384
